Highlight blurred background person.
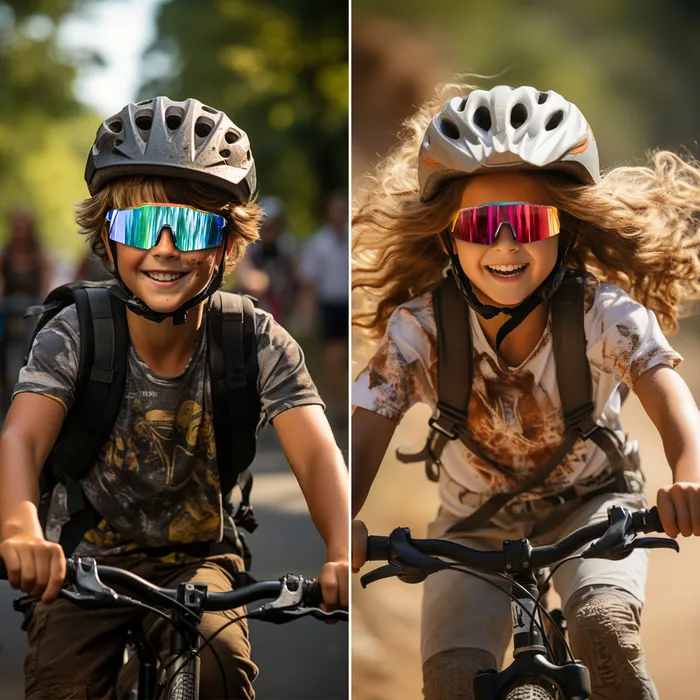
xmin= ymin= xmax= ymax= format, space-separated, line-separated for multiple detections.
xmin=299 ymin=192 xmax=349 ymax=421
xmin=74 ymin=247 xmax=113 ymax=282
xmin=351 ymin=3 xmax=700 ymax=700
xmin=234 ymin=195 xmax=299 ymax=326
xmin=0 ymin=208 xmax=51 ymax=412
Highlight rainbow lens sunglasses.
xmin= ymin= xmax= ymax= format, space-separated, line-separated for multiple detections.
xmin=449 ymin=202 xmax=561 ymax=245
xmin=105 ymin=204 xmax=227 ymax=252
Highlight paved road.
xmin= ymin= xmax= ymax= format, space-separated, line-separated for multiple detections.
xmin=0 ymin=425 xmax=349 ymax=699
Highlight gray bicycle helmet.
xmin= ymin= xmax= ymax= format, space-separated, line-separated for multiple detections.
xmin=85 ymin=96 xmax=257 ymax=203
xmin=418 ymin=85 xmax=598 ymax=201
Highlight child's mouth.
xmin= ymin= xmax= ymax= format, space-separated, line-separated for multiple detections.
xmin=142 ymin=271 xmax=189 ymax=287
xmin=485 ymin=263 xmax=528 ymax=280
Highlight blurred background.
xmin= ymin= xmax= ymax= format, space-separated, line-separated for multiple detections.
xmin=352 ymin=2 xmax=700 ymax=699
xmin=0 ymin=1 xmax=348 ymax=698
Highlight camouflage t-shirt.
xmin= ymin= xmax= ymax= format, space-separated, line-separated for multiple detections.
xmin=353 ymin=277 xmax=682 ymax=518
xmin=14 ymin=304 xmax=323 ymax=556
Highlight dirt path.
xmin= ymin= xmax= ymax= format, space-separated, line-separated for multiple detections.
xmin=352 ymin=319 xmax=700 ymax=700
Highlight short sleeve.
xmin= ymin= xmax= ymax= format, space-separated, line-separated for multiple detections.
xmin=352 ymin=299 xmax=437 ymax=422
xmin=585 ymin=283 xmax=682 ymax=389
xmin=255 ymin=309 xmax=324 ymax=423
xmin=13 ymin=306 xmax=81 ymax=412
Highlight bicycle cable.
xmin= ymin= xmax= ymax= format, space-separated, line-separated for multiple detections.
xmin=526 ymin=555 xmax=581 ymax=660
xmin=445 ymin=564 xmax=556 ymax=662
xmin=494 ymin=570 xmax=575 ymax=662
xmin=160 ymin=611 xmax=251 ymax=700
xmin=121 ymin=595 xmax=229 ymax=700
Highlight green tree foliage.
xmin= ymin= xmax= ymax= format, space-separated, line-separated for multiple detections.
xmin=0 ymin=0 xmax=97 ymax=258
xmin=354 ymin=0 xmax=700 ymax=165
xmin=140 ymin=0 xmax=348 ymax=235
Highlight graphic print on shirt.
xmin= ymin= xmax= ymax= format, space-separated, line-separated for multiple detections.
xmin=465 ymin=347 xmax=586 ymax=495
xmin=83 ymin=395 xmax=221 ymax=553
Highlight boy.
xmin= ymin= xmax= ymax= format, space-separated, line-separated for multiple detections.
xmin=0 ymin=96 xmax=349 ymax=699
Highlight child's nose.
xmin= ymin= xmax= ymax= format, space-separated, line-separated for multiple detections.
xmin=152 ymin=227 xmax=178 ymax=255
xmin=493 ymin=224 xmax=520 ymax=251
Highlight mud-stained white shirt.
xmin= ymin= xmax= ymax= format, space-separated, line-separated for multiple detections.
xmin=353 ymin=277 xmax=682 ymax=517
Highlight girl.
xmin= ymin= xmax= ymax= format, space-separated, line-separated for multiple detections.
xmin=351 ymin=84 xmax=700 ymax=699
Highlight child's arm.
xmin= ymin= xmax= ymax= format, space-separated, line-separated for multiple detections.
xmin=350 ymin=407 xmax=398 ymax=572
xmin=633 ymin=364 xmax=700 ymax=537
xmin=272 ymin=404 xmax=349 ymax=609
xmin=0 ymin=393 xmax=66 ymax=602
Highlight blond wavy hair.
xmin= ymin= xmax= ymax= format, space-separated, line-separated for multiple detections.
xmin=353 ymin=82 xmax=700 ymax=339
xmin=76 ymin=175 xmax=261 ymax=277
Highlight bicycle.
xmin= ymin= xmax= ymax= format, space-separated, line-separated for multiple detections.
xmin=360 ymin=504 xmax=678 ymax=700
xmin=0 ymin=555 xmax=347 ymax=700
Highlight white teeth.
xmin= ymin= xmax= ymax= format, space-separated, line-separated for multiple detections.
xmin=146 ymin=272 xmax=185 ymax=282
xmin=487 ymin=263 xmax=527 ymax=275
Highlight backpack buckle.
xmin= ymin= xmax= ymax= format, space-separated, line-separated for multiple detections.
xmin=566 ymin=402 xmax=598 ymax=439
xmin=234 ymin=503 xmax=259 ymax=534
xmin=428 ymin=402 xmax=465 ymax=440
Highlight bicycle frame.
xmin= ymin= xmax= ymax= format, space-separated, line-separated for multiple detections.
xmin=472 ymin=565 xmax=590 ymax=699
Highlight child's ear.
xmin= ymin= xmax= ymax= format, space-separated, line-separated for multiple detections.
xmin=225 ymin=232 xmax=235 ymax=257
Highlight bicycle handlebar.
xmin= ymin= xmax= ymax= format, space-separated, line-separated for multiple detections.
xmin=0 ymin=555 xmax=339 ymax=619
xmin=363 ymin=506 xmax=671 ymax=582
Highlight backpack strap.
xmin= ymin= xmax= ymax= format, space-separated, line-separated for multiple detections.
xmin=207 ymin=291 xmax=260 ymax=533
xmin=395 ymin=275 xmax=472 ymax=480
xmin=40 ymin=287 xmax=128 ymax=555
xmin=445 ymin=272 xmax=631 ymax=535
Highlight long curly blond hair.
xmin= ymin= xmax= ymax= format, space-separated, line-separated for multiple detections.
xmin=353 ymin=82 xmax=700 ymax=339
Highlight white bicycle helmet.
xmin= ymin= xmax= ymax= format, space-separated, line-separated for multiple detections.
xmin=418 ymin=85 xmax=599 ymax=201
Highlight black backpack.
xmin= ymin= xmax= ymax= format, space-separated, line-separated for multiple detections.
xmin=26 ymin=280 xmax=261 ymax=558
xmin=397 ymin=270 xmax=642 ymax=534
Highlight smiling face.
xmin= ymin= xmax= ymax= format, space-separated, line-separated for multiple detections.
xmin=102 ymin=204 xmax=232 ymax=316
xmin=452 ymin=172 xmax=560 ymax=307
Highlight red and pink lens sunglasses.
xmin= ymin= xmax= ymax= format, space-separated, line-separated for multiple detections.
xmin=449 ymin=202 xmax=561 ymax=245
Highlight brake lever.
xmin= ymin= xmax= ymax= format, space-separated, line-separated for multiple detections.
xmin=582 ymin=506 xmax=680 ymax=561
xmin=60 ymin=556 xmax=128 ymax=610
xmin=360 ymin=527 xmax=449 ymax=588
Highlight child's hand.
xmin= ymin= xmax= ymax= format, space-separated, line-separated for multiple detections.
xmin=318 ymin=558 xmax=349 ymax=611
xmin=0 ymin=534 xmax=66 ymax=603
xmin=352 ymin=519 xmax=368 ymax=573
xmin=657 ymin=481 xmax=700 ymax=538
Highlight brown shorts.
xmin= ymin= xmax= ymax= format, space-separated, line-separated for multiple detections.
xmin=24 ymin=552 xmax=258 ymax=700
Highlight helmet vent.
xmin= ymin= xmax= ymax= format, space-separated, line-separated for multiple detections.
xmin=537 ymin=92 xmax=549 ymax=104
xmin=136 ymin=99 xmax=153 ymax=106
xmin=546 ymin=110 xmax=564 ymax=131
xmin=108 ymin=120 xmax=123 ymax=133
xmin=201 ymin=105 xmax=217 ymax=114
xmin=246 ymin=150 xmax=252 ymax=161
xmin=165 ymin=107 xmax=184 ymax=131
xmin=510 ymin=104 xmax=528 ymax=128
xmin=457 ymin=98 xmax=467 ymax=112
xmin=224 ymin=130 xmax=240 ymax=144
xmin=473 ymin=106 xmax=492 ymax=131
xmin=439 ymin=118 xmax=460 ymax=140
xmin=194 ymin=117 xmax=214 ymax=138
xmin=135 ymin=114 xmax=153 ymax=131
xmin=219 ymin=149 xmax=231 ymax=159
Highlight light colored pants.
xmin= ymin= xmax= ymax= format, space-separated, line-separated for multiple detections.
xmin=421 ymin=491 xmax=657 ymax=699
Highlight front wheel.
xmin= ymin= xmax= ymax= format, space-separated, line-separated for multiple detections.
xmin=504 ymin=684 xmax=557 ymax=700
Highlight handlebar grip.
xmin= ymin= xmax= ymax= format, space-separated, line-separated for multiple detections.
xmin=366 ymin=536 xmax=390 ymax=561
xmin=302 ymin=580 xmax=323 ymax=607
